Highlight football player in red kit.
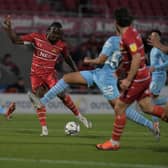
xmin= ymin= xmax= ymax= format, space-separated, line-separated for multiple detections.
xmin=3 ymin=16 xmax=91 ymax=136
xmin=96 ymin=8 xmax=168 ymax=150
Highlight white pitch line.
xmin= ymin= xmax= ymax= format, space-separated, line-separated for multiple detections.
xmin=0 ymin=157 xmax=167 ymax=168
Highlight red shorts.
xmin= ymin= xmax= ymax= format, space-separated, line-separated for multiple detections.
xmin=30 ymin=70 xmax=58 ymax=92
xmin=119 ymin=78 xmax=151 ymax=104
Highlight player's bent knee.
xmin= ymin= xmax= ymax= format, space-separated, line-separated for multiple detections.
xmin=114 ymin=101 xmax=127 ymax=115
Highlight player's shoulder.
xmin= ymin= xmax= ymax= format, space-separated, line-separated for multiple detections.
xmin=29 ymin=32 xmax=42 ymax=37
xmin=107 ymin=36 xmax=120 ymax=43
xmin=104 ymin=36 xmax=120 ymax=46
xmin=55 ymin=39 xmax=68 ymax=48
xmin=124 ymin=27 xmax=138 ymax=39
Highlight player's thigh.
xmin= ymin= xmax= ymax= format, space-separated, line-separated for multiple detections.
xmin=120 ymin=78 xmax=150 ymax=104
xmin=138 ymin=96 xmax=153 ymax=113
xmin=78 ymin=70 xmax=94 ymax=86
xmin=30 ymin=74 xmax=44 ymax=93
xmin=95 ymin=74 xmax=119 ymax=100
xmin=45 ymin=71 xmax=58 ymax=88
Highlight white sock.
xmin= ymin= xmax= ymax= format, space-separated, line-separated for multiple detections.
xmin=110 ymin=139 xmax=120 ymax=145
xmin=42 ymin=126 xmax=48 ymax=130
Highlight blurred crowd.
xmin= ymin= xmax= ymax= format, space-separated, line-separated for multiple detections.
xmin=0 ymin=53 xmax=26 ymax=93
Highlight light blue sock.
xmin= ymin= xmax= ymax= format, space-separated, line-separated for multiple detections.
xmin=126 ymin=106 xmax=153 ymax=130
xmin=152 ymin=97 xmax=168 ymax=123
xmin=153 ymin=97 xmax=168 ymax=105
xmin=40 ymin=79 xmax=69 ymax=105
xmin=0 ymin=105 xmax=5 ymax=115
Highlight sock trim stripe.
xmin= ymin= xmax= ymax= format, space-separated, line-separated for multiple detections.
xmin=113 ymin=123 xmax=125 ymax=128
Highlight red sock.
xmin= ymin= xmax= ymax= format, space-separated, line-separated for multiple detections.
xmin=36 ymin=106 xmax=47 ymax=126
xmin=153 ymin=105 xmax=166 ymax=120
xmin=61 ymin=95 xmax=80 ymax=116
xmin=112 ymin=113 xmax=126 ymax=141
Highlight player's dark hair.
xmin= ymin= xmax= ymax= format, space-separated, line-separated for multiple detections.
xmin=148 ymin=29 xmax=162 ymax=37
xmin=48 ymin=22 xmax=62 ymax=30
xmin=114 ymin=7 xmax=134 ymax=27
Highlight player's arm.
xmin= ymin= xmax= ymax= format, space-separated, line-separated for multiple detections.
xmin=127 ymin=53 xmax=141 ymax=81
xmin=2 ymin=15 xmax=23 ymax=44
xmin=62 ymin=43 xmax=78 ymax=72
xmin=84 ymin=37 xmax=113 ymax=65
xmin=148 ymin=35 xmax=168 ymax=54
xmin=64 ymin=54 xmax=78 ymax=72
xmin=120 ymin=41 xmax=141 ymax=90
xmin=149 ymin=48 xmax=158 ymax=72
xmin=156 ymin=43 xmax=168 ymax=54
xmin=83 ymin=54 xmax=107 ymax=65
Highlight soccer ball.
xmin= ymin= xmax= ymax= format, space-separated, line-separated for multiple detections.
xmin=64 ymin=121 xmax=80 ymax=136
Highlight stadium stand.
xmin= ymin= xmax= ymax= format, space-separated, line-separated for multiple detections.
xmin=0 ymin=0 xmax=167 ymax=17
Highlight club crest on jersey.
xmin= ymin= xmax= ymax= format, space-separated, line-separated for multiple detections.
xmin=129 ymin=43 xmax=137 ymax=52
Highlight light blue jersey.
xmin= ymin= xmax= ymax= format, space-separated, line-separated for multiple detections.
xmin=80 ymin=36 xmax=121 ymax=100
xmin=150 ymin=47 xmax=168 ymax=95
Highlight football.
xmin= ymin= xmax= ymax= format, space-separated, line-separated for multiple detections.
xmin=64 ymin=121 xmax=80 ymax=136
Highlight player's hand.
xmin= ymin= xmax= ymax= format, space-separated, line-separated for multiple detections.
xmin=147 ymin=35 xmax=160 ymax=48
xmin=149 ymin=66 xmax=155 ymax=73
xmin=120 ymin=78 xmax=131 ymax=91
xmin=3 ymin=15 xmax=11 ymax=30
xmin=83 ymin=57 xmax=92 ymax=64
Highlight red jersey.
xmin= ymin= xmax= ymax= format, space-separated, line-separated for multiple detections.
xmin=21 ymin=33 xmax=68 ymax=75
xmin=119 ymin=26 xmax=150 ymax=82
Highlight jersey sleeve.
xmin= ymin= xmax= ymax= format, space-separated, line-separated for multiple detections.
xmin=20 ymin=32 xmax=38 ymax=43
xmin=100 ymin=38 xmax=114 ymax=57
xmin=124 ymin=34 xmax=140 ymax=56
xmin=150 ymin=48 xmax=159 ymax=66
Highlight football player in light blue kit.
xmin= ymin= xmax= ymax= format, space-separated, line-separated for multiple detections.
xmin=28 ymin=36 xmax=160 ymax=138
xmin=149 ymin=30 xmax=168 ymax=127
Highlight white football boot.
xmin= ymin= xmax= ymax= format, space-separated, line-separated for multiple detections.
xmin=77 ymin=114 xmax=92 ymax=128
xmin=40 ymin=126 xmax=48 ymax=136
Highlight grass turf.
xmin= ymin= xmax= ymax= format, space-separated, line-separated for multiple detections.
xmin=0 ymin=114 xmax=168 ymax=168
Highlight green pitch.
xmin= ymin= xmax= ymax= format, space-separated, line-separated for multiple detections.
xmin=0 ymin=114 xmax=168 ymax=168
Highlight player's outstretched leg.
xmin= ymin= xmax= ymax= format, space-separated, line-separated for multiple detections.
xmin=59 ymin=94 xmax=92 ymax=128
xmin=5 ymin=102 xmax=16 ymax=120
xmin=151 ymin=97 xmax=168 ymax=137
xmin=27 ymin=79 xmax=69 ymax=108
xmin=28 ymin=79 xmax=93 ymax=129
xmin=125 ymin=106 xmax=160 ymax=141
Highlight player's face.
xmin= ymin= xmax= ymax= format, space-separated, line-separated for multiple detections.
xmin=47 ymin=26 xmax=63 ymax=43
xmin=149 ymin=32 xmax=160 ymax=41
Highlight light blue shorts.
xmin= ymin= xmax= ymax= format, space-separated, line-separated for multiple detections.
xmin=150 ymin=72 xmax=167 ymax=95
xmin=80 ymin=69 xmax=119 ymax=100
